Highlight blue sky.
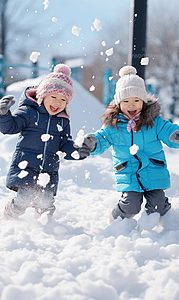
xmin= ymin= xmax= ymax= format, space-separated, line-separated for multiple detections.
xmin=7 ymin=0 xmax=131 ymax=68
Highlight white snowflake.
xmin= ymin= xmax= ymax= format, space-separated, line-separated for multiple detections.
xmin=18 ymin=160 xmax=28 ymax=169
xmin=43 ymin=0 xmax=50 ymax=10
xmin=41 ymin=134 xmax=51 ymax=142
xmin=140 ymin=57 xmax=149 ymax=65
xmin=57 ymin=124 xmax=63 ymax=132
xmin=37 ymin=173 xmax=50 ymax=187
xmin=71 ymin=151 xmax=80 ymax=159
xmin=52 ymin=17 xmax=57 ymax=22
xmin=105 ymin=48 xmax=113 ymax=57
xmin=89 ymin=85 xmax=95 ymax=92
xmin=93 ymin=18 xmax=102 ymax=31
xmin=56 ymin=151 xmax=67 ymax=160
xmin=29 ymin=51 xmax=40 ymax=63
xmin=130 ymin=144 xmax=139 ymax=155
xmin=71 ymin=26 xmax=81 ymax=37
xmin=18 ymin=170 xmax=28 ymax=179
xmin=74 ymin=129 xmax=85 ymax=147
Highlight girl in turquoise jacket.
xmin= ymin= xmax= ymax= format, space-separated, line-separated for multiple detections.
xmin=79 ymin=65 xmax=179 ymax=223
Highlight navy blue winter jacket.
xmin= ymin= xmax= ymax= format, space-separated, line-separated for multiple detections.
xmin=0 ymin=87 xmax=78 ymax=195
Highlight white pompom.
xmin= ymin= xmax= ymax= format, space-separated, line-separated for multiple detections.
xmin=119 ymin=65 xmax=137 ymax=77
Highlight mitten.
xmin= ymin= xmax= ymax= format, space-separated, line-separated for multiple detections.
xmin=0 ymin=95 xmax=16 ymax=115
xmin=169 ymin=130 xmax=179 ymax=143
xmin=77 ymin=134 xmax=98 ymax=158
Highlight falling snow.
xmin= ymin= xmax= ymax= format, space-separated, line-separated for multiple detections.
xmin=71 ymin=26 xmax=81 ymax=37
xmin=93 ymin=18 xmax=102 ymax=31
xmin=37 ymin=173 xmax=50 ymax=187
xmin=105 ymin=47 xmax=113 ymax=56
xmin=141 ymin=57 xmax=149 ymax=65
xmin=52 ymin=17 xmax=57 ymax=22
xmin=18 ymin=160 xmax=28 ymax=170
xmin=43 ymin=0 xmax=50 ymax=10
xmin=29 ymin=51 xmax=40 ymax=63
xmin=74 ymin=129 xmax=85 ymax=147
xmin=129 ymin=144 xmax=139 ymax=155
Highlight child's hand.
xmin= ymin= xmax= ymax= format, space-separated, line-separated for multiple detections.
xmin=0 ymin=95 xmax=16 ymax=115
xmin=77 ymin=134 xmax=98 ymax=158
xmin=169 ymin=130 xmax=179 ymax=143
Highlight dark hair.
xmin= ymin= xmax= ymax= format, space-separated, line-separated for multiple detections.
xmin=102 ymin=101 xmax=154 ymax=132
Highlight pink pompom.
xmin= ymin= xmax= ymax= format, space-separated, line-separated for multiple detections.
xmin=54 ymin=64 xmax=71 ymax=76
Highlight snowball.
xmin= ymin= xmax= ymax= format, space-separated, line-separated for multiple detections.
xmin=129 ymin=144 xmax=139 ymax=155
xmin=56 ymin=151 xmax=67 ymax=160
xmin=71 ymin=151 xmax=80 ymax=159
xmin=52 ymin=17 xmax=57 ymax=22
xmin=105 ymin=48 xmax=113 ymax=56
xmin=141 ymin=57 xmax=149 ymax=65
xmin=102 ymin=41 xmax=106 ymax=47
xmin=57 ymin=124 xmax=63 ymax=132
xmin=29 ymin=51 xmax=40 ymax=63
xmin=43 ymin=0 xmax=50 ymax=9
xmin=89 ymin=85 xmax=95 ymax=92
xmin=93 ymin=18 xmax=102 ymax=31
xmin=37 ymin=173 xmax=50 ymax=187
xmin=74 ymin=129 xmax=85 ymax=147
xmin=115 ymin=40 xmax=120 ymax=44
xmin=18 ymin=170 xmax=28 ymax=178
xmin=41 ymin=134 xmax=51 ymax=142
xmin=72 ymin=26 xmax=81 ymax=37
xmin=18 ymin=160 xmax=28 ymax=169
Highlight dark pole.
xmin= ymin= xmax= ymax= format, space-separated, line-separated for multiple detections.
xmin=128 ymin=0 xmax=147 ymax=79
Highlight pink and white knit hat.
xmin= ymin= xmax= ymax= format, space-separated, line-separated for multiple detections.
xmin=36 ymin=64 xmax=75 ymax=105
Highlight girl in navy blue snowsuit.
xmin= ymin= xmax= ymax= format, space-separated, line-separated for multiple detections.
xmin=0 ymin=64 xmax=84 ymax=221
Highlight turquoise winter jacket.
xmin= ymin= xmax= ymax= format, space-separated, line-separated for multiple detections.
xmin=90 ymin=102 xmax=179 ymax=192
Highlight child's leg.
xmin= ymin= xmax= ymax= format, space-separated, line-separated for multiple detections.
xmin=4 ymin=187 xmax=32 ymax=220
xmin=111 ymin=191 xmax=143 ymax=221
xmin=32 ymin=188 xmax=56 ymax=222
xmin=144 ymin=189 xmax=171 ymax=216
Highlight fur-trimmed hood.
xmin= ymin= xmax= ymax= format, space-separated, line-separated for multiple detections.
xmin=104 ymin=94 xmax=161 ymax=130
xmin=18 ymin=86 xmax=70 ymax=119
xmin=144 ymin=94 xmax=161 ymax=123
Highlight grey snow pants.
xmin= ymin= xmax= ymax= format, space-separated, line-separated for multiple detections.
xmin=5 ymin=185 xmax=56 ymax=220
xmin=112 ymin=189 xmax=171 ymax=220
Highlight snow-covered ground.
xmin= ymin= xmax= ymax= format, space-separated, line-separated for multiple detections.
xmin=1 ymin=76 xmax=179 ymax=300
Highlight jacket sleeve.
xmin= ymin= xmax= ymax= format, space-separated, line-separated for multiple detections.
xmin=90 ymin=125 xmax=112 ymax=155
xmin=156 ymin=116 xmax=179 ymax=148
xmin=60 ymin=119 xmax=79 ymax=160
xmin=0 ymin=106 xmax=30 ymax=134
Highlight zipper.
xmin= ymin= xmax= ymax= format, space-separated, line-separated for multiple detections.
xmin=131 ymin=131 xmax=145 ymax=190
xmin=40 ymin=115 xmax=52 ymax=172
xmin=131 ymin=130 xmax=134 ymax=146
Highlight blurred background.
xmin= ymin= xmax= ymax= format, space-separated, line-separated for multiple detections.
xmin=1 ymin=0 xmax=179 ymax=119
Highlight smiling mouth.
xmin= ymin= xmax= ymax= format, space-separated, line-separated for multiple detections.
xmin=128 ymin=110 xmax=137 ymax=116
xmin=50 ymin=105 xmax=59 ymax=112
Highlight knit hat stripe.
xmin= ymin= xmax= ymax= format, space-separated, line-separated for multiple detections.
xmin=119 ymin=86 xmax=148 ymax=103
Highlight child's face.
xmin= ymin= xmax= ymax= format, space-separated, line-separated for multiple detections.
xmin=120 ymin=97 xmax=143 ymax=119
xmin=43 ymin=93 xmax=67 ymax=115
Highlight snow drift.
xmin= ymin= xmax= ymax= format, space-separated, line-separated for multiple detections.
xmin=1 ymin=75 xmax=179 ymax=300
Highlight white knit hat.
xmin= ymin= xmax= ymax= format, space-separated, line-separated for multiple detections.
xmin=114 ymin=65 xmax=148 ymax=105
xmin=36 ymin=64 xmax=75 ymax=105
